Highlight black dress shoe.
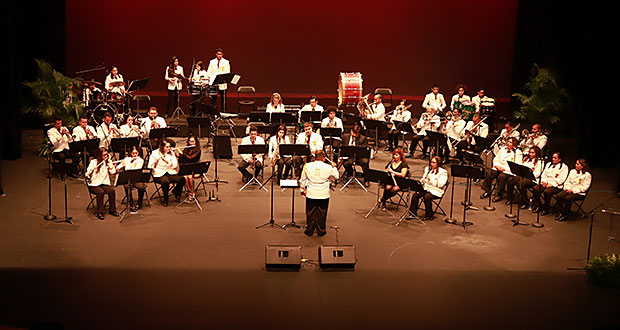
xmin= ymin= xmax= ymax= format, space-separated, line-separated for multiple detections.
xmin=492 ymin=196 xmax=503 ymax=202
xmin=136 ymin=204 xmax=142 ymax=210
xmin=557 ymin=214 xmax=568 ymax=222
xmin=423 ymin=216 xmax=434 ymax=221
xmin=109 ymin=211 xmax=119 ymax=217
xmin=540 ymin=209 xmax=549 ymax=216
xmin=520 ymin=204 xmax=528 ymax=209
xmin=480 ymin=192 xmax=490 ymax=199
xmin=317 ymin=231 xmax=327 ymax=237
xmin=162 ymin=200 xmax=168 ymax=207
xmin=532 ymin=206 xmax=540 ymax=213
xmin=96 ymin=213 xmax=104 ymax=220
xmin=174 ymin=194 xmax=181 ymax=202
xmin=304 ymin=231 xmax=313 ymax=237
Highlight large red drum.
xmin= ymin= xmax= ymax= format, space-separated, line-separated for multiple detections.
xmin=338 ymin=72 xmax=363 ymax=106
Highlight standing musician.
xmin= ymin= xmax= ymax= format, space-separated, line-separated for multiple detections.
xmin=148 ymin=138 xmax=185 ymax=207
xmin=505 ymin=146 xmax=544 ymax=208
xmin=238 ymin=126 xmax=266 ymax=183
xmin=266 ymin=92 xmax=285 ymax=113
xmin=480 ymin=137 xmax=523 ymax=202
xmin=300 ymin=150 xmax=339 ymax=237
xmin=72 ymin=115 xmax=97 ymax=141
xmin=298 ymin=95 xmax=324 ymax=118
xmin=380 ymin=148 xmax=409 ymax=211
xmin=179 ymin=136 xmax=202 ymax=201
xmin=105 ymin=66 xmax=125 ymax=95
xmin=411 ymin=107 xmax=441 ymax=159
xmin=531 ymin=152 xmax=569 ymax=215
xmin=455 ymin=113 xmax=489 ymax=160
xmin=320 ymin=107 xmax=343 ymax=162
xmin=409 ymin=156 xmax=448 ymax=220
xmin=96 ymin=112 xmax=120 ymax=149
xmin=188 ymin=61 xmax=209 ymax=116
xmin=116 ymin=145 xmax=146 ymax=212
xmin=207 ymin=48 xmax=230 ymax=111
xmin=471 ymin=88 xmax=496 ymax=129
xmin=496 ymin=121 xmax=520 ymax=150
xmin=165 ymin=56 xmax=185 ymax=118
xmin=519 ymin=123 xmax=548 ymax=154
xmin=450 ymin=84 xmax=470 ymax=111
xmin=386 ymin=100 xmax=412 ymax=151
xmin=141 ymin=106 xmax=168 ymax=137
xmin=471 ymin=88 xmax=489 ymax=112
xmin=422 ymin=84 xmax=447 ymax=114
xmin=554 ymin=159 xmax=592 ymax=221
xmin=293 ymin=122 xmax=324 ymax=178
xmin=341 ymin=124 xmax=370 ymax=186
xmin=48 ymin=117 xmax=78 ymax=176
xmin=268 ymin=125 xmax=292 ymax=183
xmin=120 ymin=115 xmax=142 ymax=138
xmin=85 ymin=147 xmax=119 ymax=220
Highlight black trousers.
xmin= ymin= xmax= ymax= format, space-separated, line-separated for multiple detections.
xmin=124 ymin=182 xmax=146 ymax=206
xmin=411 ymin=135 xmax=429 ymax=157
xmin=274 ymin=158 xmax=292 ymax=182
xmin=554 ymin=191 xmax=585 ymax=215
xmin=189 ymin=94 xmax=204 ymax=116
xmin=154 ymin=174 xmax=185 ymax=202
xmin=88 ymin=184 xmax=116 ymax=214
xmin=387 ymin=130 xmax=400 ymax=148
xmin=342 ymin=157 xmax=369 ymax=182
xmin=166 ymin=88 xmax=179 ymax=116
xmin=410 ymin=191 xmax=440 ymax=218
xmin=531 ymin=185 xmax=562 ymax=210
xmin=305 ymin=197 xmax=329 ymax=235
xmin=482 ymin=169 xmax=510 ymax=196
xmin=238 ymin=160 xmax=263 ymax=179
xmin=210 ymin=88 xmax=226 ymax=111
xmin=52 ymin=149 xmax=79 ymax=176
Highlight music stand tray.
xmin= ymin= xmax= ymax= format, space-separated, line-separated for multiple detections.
xmin=279 ymin=144 xmax=311 ymax=158
xmin=426 ymin=130 xmax=448 ymax=157
xmin=394 ymin=177 xmax=426 ymax=226
xmin=127 ymin=78 xmax=149 ymax=92
xmin=472 ymin=135 xmax=492 ymax=152
xmin=148 ymin=127 xmax=178 ymax=140
xmin=110 ymin=137 xmax=141 ymax=156
xmin=115 ymin=168 xmax=152 ymax=223
xmin=363 ymin=119 xmax=388 ymax=151
xmin=238 ymin=144 xmax=269 ymax=191
xmin=249 ymin=112 xmax=270 ymax=124
xmin=187 ymin=116 xmax=214 ymax=139
xmin=270 ymin=112 xmax=296 ymax=126
xmin=340 ymin=146 xmax=370 ymax=191
xmin=300 ymin=111 xmax=322 ymax=123
xmin=363 ymin=169 xmax=396 ymax=218
xmin=177 ymin=161 xmax=212 ymax=210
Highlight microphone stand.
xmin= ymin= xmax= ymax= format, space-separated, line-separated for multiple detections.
xmin=58 ymin=173 xmax=74 ymax=224
xmin=444 ymin=175 xmax=457 ymax=224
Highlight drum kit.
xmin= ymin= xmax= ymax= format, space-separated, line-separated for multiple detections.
xmin=81 ymin=80 xmax=130 ymax=125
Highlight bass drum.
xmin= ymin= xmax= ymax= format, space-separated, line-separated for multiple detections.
xmin=338 ymin=72 xmax=363 ymax=106
xmin=90 ymin=103 xmax=117 ymax=126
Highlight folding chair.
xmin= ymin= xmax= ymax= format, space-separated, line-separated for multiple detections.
xmin=552 ymin=189 xmax=590 ymax=219
xmin=417 ymin=181 xmax=450 ymax=216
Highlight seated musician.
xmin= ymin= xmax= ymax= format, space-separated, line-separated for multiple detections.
xmin=531 ymin=152 xmax=569 ymax=215
xmin=116 ymin=145 xmax=146 ymax=212
xmin=505 ymin=146 xmax=544 ymax=208
xmin=364 ymin=94 xmax=386 ymax=121
xmin=105 ymin=66 xmax=125 ymax=95
xmin=480 ymin=137 xmax=523 ymax=202
xmin=519 ymin=123 xmax=547 ymax=155
xmin=443 ymin=109 xmax=466 ymax=158
xmin=380 ymin=148 xmax=409 ymax=211
xmin=179 ymin=135 xmax=202 ymax=200
xmin=409 ymin=156 xmax=448 ymax=220
xmin=386 ymin=100 xmax=411 ymax=151
xmin=266 ymin=92 xmax=285 ymax=113
xmin=450 ymin=84 xmax=470 ymax=111
xmin=554 ymin=158 xmax=592 ymax=221
xmin=120 ymin=115 xmax=142 ymax=138
xmin=341 ymin=124 xmax=369 ymax=186
xmin=148 ymin=138 xmax=185 ymax=206
xmin=455 ymin=113 xmax=489 ymax=160
xmin=496 ymin=121 xmax=520 ymax=150
xmin=72 ymin=115 xmax=97 ymax=141
xmin=268 ymin=124 xmax=292 ymax=183
xmin=320 ymin=107 xmax=343 ymax=162
xmin=298 ymin=95 xmax=324 ymax=118
xmin=141 ymin=106 xmax=168 ymax=137
xmin=189 ymin=61 xmax=208 ymax=116
xmin=85 ymin=147 xmax=118 ymax=220
xmin=422 ymin=83 xmax=447 ymax=114
xmin=293 ymin=122 xmax=324 ymax=178
xmin=48 ymin=117 xmax=79 ymax=176
xmin=412 ymin=107 xmax=440 ymax=159
xmin=238 ymin=126 xmax=266 ymax=182
xmin=96 ymin=112 xmax=120 ymax=149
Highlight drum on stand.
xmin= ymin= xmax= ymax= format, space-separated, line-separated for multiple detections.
xmin=89 ymin=103 xmax=117 ymax=126
xmin=188 ymin=84 xmax=204 ymax=96
xmin=338 ymin=72 xmax=363 ymax=106
xmin=207 ymin=85 xmax=218 ymax=96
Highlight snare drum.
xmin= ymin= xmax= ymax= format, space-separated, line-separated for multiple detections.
xmin=188 ymin=84 xmax=204 ymax=96
xmin=481 ymin=103 xmax=495 ymax=115
xmin=207 ymin=85 xmax=218 ymax=96
xmin=106 ymin=91 xmax=123 ymax=103
xmin=338 ymin=72 xmax=363 ymax=106
xmin=90 ymin=103 xmax=117 ymax=125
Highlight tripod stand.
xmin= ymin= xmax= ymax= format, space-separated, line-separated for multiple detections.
xmin=171 ymin=87 xmax=185 ymax=120
xmin=238 ymin=144 xmax=268 ymax=192
xmin=340 ymin=146 xmax=370 ymax=192
xmin=177 ymin=162 xmax=211 ymax=211
xmin=449 ymin=164 xmax=484 ymax=229
xmin=44 ymin=155 xmax=57 ymax=221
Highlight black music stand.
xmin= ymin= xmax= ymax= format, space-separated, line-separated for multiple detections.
xmin=343 ymin=112 xmax=362 ymax=125
xmin=363 ymin=119 xmax=388 ymax=153
xmin=444 ymin=171 xmax=459 ymax=224
xmin=363 ymin=169 xmax=397 ymax=218
xmin=248 ymin=111 xmax=269 ymax=124
xmin=280 ymin=143 xmax=311 ymax=181
xmin=394 ymin=121 xmax=415 ymax=156
xmin=463 ymin=151 xmax=486 ymax=210
xmin=300 ymin=111 xmax=322 ymax=124
xmin=426 ymin=130 xmax=449 ymax=165
xmin=340 ymin=146 xmax=371 ymax=192
xmin=395 ymin=177 xmax=426 ymax=226
xmin=450 ymin=164 xmax=485 ymax=228
xmin=115 ymin=168 xmax=151 ymax=223
xmin=507 ymin=161 xmax=536 ymax=227
xmin=320 ymin=127 xmax=342 ymax=161
xmin=256 ymin=156 xmax=287 ymax=231
xmin=238 ymin=144 xmax=269 ymax=191
xmin=211 ymin=73 xmax=239 ymax=112
xmin=187 ymin=116 xmax=213 ymax=140
xmin=69 ymin=138 xmax=100 ymax=177
xmin=126 ymin=78 xmax=149 ymax=113
xmin=270 ymin=112 xmax=296 ymax=126
xmin=177 ymin=161 xmax=211 ymax=210
xmin=110 ymin=137 xmax=140 ymax=158
xmin=472 ymin=135 xmax=493 ymax=152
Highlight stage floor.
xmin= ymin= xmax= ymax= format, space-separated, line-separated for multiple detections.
xmin=0 ymin=130 xmax=619 ymax=329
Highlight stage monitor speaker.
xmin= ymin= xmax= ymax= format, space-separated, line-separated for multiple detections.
xmin=265 ymin=245 xmax=302 ymax=271
xmin=213 ymin=135 xmax=233 ymax=159
xmin=318 ymin=245 xmax=356 ymax=270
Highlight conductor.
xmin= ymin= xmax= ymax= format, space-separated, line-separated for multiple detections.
xmin=300 ymin=150 xmax=339 ymax=237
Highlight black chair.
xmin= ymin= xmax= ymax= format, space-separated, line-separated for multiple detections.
xmin=416 ymin=181 xmax=450 ymax=216
xmin=237 ymin=86 xmax=256 ymax=114
xmin=552 ymin=188 xmax=590 ymax=219
xmin=374 ymin=87 xmax=393 ymax=111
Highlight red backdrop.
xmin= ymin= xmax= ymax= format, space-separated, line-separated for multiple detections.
xmin=66 ymin=0 xmax=518 ymax=99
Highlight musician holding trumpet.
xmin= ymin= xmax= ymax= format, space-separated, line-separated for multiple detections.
xmin=96 ymin=112 xmax=120 ymax=149
xmin=268 ymin=125 xmax=292 ymax=183
xmin=86 ymin=147 xmax=119 ymax=220
xmin=48 ymin=117 xmax=79 ymax=177
xmin=455 ymin=113 xmax=489 ymax=160
xmin=148 ymin=138 xmax=185 ymax=206
xmin=120 ymin=115 xmax=143 ymax=138
xmin=238 ymin=126 xmax=265 ymax=183
xmin=72 ymin=115 xmax=97 ymax=141
xmin=411 ymin=107 xmax=441 ymax=159
xmin=519 ymin=123 xmax=548 ymax=154
xmin=141 ymin=106 xmax=168 ymax=137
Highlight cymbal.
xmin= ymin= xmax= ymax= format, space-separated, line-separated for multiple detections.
xmin=82 ymin=80 xmax=102 ymax=86
xmin=108 ymin=81 xmax=125 ymax=87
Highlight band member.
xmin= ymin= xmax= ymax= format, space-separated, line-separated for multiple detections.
xmin=455 ymin=113 xmax=489 ymax=159
xmin=380 ymin=148 xmax=409 ymax=211
xmin=450 ymin=84 xmax=470 ymax=111
xmin=72 ymin=115 xmax=97 ymax=141
xmin=505 ymin=146 xmax=544 ymax=208
xmin=386 ymin=100 xmax=412 ymax=151
xmin=422 ymin=84 xmax=446 ymax=113
xmin=189 ymin=61 xmax=209 ymax=116
xmin=238 ymin=126 xmax=265 ymax=182
xmin=179 ymin=135 xmax=202 ymax=201
xmin=442 ymin=109 xmax=466 ymax=159
xmin=165 ymin=56 xmax=184 ymax=118
xmin=341 ymin=124 xmax=370 ymax=186
xmin=141 ymin=106 xmax=167 ymax=137
xmin=472 ymin=88 xmax=495 ymax=129
xmin=148 ymin=138 xmax=185 ymax=206
xmin=120 ymin=115 xmax=142 ymax=138
xmin=411 ymin=107 xmax=441 ymax=159
xmin=531 ymin=152 xmax=569 ymax=215
xmin=480 ymin=137 xmax=523 ymax=202
xmin=300 ymin=150 xmax=339 ymax=237
xmin=554 ymin=158 xmax=592 ymax=221
xmin=298 ymin=95 xmax=324 ymax=118
xmin=268 ymin=125 xmax=292 ymax=183
xmin=48 ymin=117 xmax=78 ymax=176
xmin=471 ymin=88 xmax=487 ymax=112
xmin=321 ymin=107 xmax=343 ymax=161
xmin=519 ymin=123 xmax=548 ymax=154
xmin=105 ymin=66 xmax=125 ymax=94
xmin=116 ymin=145 xmax=146 ymax=212
xmin=266 ymin=92 xmax=285 ymax=113
xmin=364 ymin=94 xmax=386 ymax=121
xmin=496 ymin=121 xmax=520 ymax=150
xmin=85 ymin=147 xmax=118 ymax=220
xmin=410 ymin=156 xmax=448 ymax=220
xmin=96 ymin=112 xmax=120 ymax=149
xmin=293 ymin=122 xmax=324 ymax=178
xmin=207 ymin=48 xmax=230 ymax=111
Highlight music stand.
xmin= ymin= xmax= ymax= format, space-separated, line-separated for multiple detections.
xmin=394 ymin=177 xmax=426 ymax=226
xmin=340 ymin=146 xmax=371 ymax=192
xmin=238 ymin=144 xmax=269 ymax=191
xmin=69 ymin=138 xmax=100 ymax=177
xmin=187 ymin=116 xmax=213 ymax=140
xmin=148 ymin=127 xmax=178 ymax=140
xmin=248 ymin=111 xmax=270 ymax=125
xmin=463 ymin=151 xmax=485 ymax=210
xmin=394 ymin=121 xmax=415 ymax=157
xmin=115 ymin=168 xmax=152 ymax=223
xmin=319 ymin=127 xmax=342 ymax=161
xmin=126 ymin=78 xmax=149 ymax=113
xmin=343 ymin=112 xmax=362 ymax=125
xmin=270 ymin=112 xmax=296 ymax=126
xmin=110 ymin=137 xmax=140 ymax=158
xmin=472 ymin=135 xmax=493 ymax=152
xmin=426 ymin=130 xmax=449 ymax=165
xmin=363 ymin=169 xmax=396 ymax=218
xmin=177 ymin=161 xmax=211 ymax=211
xmin=450 ymin=164 xmax=485 ymax=229
xmin=363 ymin=119 xmax=388 ymax=154
xmin=507 ymin=161 xmax=536 ymax=227
xmin=300 ymin=111 xmax=322 ymax=124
